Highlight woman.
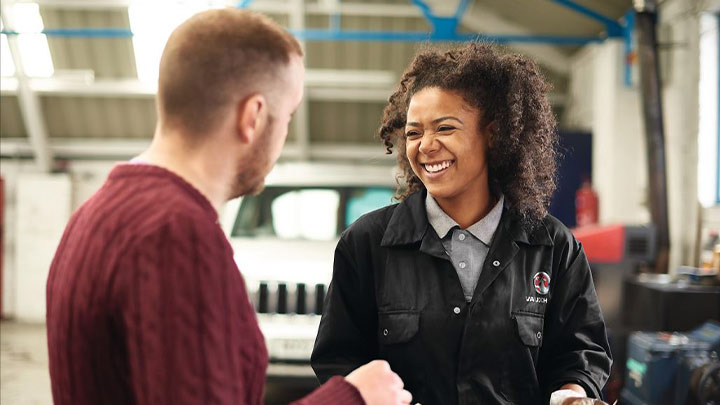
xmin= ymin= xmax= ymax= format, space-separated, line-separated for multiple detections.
xmin=311 ymin=43 xmax=612 ymax=405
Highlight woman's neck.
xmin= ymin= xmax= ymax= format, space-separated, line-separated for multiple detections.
xmin=433 ymin=186 xmax=496 ymax=229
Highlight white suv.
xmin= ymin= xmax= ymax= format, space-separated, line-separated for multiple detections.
xmin=220 ymin=163 xmax=396 ymax=379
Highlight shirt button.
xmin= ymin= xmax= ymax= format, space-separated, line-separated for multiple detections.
xmin=383 ymin=329 xmax=389 ymax=336
xmin=458 ymin=233 xmax=466 ymax=241
xmin=536 ymin=331 xmax=542 ymax=339
xmin=492 ymin=260 xmax=500 ymax=267
xmin=459 ymin=261 xmax=467 ymax=269
xmin=453 ymin=306 xmax=461 ymax=314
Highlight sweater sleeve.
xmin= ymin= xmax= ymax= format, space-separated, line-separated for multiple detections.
xmin=115 ymin=214 xmax=258 ymax=405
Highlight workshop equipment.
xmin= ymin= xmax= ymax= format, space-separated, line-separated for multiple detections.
xmin=621 ymin=321 xmax=720 ymax=405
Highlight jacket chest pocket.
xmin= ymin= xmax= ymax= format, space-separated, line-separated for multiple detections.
xmin=378 ymin=311 xmax=420 ymax=345
xmin=512 ymin=311 xmax=544 ymax=347
xmin=501 ymin=312 xmax=545 ymax=403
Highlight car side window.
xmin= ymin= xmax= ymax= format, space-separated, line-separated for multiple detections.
xmin=272 ymin=189 xmax=340 ymax=240
xmin=231 ymin=186 xmax=395 ymax=240
xmin=345 ymin=187 xmax=396 ymax=228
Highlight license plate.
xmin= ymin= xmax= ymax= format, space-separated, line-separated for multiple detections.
xmin=268 ymin=338 xmax=315 ymax=360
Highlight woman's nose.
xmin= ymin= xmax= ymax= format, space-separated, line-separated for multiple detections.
xmin=418 ymin=133 xmax=440 ymax=155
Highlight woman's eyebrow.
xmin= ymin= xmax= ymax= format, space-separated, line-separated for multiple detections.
xmin=433 ymin=116 xmax=463 ymax=125
xmin=406 ymin=116 xmax=464 ymax=127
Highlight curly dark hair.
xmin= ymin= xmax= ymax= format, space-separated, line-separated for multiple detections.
xmin=378 ymin=42 xmax=558 ymax=226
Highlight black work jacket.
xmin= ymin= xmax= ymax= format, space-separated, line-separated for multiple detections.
xmin=311 ymin=190 xmax=612 ymax=405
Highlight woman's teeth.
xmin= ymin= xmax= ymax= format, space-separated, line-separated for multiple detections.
xmin=423 ymin=160 xmax=453 ymax=173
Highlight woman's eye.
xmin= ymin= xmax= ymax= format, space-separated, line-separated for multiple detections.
xmin=405 ymin=131 xmax=420 ymax=138
xmin=438 ymin=126 xmax=454 ymax=132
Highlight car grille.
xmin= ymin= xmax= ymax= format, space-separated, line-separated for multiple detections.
xmin=249 ymin=282 xmax=327 ymax=315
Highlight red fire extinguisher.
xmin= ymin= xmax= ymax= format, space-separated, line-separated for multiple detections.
xmin=576 ymin=178 xmax=599 ymax=228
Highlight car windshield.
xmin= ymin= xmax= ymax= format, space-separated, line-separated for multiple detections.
xmin=230 ymin=186 xmax=395 ymax=240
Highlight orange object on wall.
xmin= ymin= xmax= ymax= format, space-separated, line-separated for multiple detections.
xmin=0 ymin=176 xmax=4 ymax=318
xmin=573 ymin=224 xmax=625 ymax=264
xmin=576 ymin=179 xmax=599 ymax=228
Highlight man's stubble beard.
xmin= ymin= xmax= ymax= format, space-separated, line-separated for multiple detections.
xmin=229 ymin=116 xmax=276 ymax=199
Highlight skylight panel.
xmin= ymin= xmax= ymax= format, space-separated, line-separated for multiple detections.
xmin=11 ymin=3 xmax=54 ymax=77
xmin=129 ymin=1 xmax=226 ymax=83
xmin=0 ymin=21 xmax=16 ymax=76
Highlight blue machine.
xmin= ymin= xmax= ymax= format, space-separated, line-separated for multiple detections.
xmin=621 ymin=321 xmax=720 ymax=405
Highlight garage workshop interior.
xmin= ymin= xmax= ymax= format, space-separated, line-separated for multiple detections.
xmin=1 ymin=0 xmax=719 ymax=404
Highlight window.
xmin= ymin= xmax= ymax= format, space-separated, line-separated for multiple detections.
xmin=272 ymin=190 xmax=340 ymax=240
xmin=0 ymin=24 xmax=14 ymax=77
xmin=346 ymin=187 xmax=395 ymax=227
xmin=231 ymin=186 xmax=395 ymax=240
xmin=3 ymin=3 xmax=54 ymax=77
xmin=128 ymin=1 xmax=225 ymax=82
xmin=699 ymin=12 xmax=720 ymax=206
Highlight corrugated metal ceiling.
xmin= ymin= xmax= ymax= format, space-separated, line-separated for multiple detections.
xmin=0 ymin=96 xmax=26 ymax=138
xmin=478 ymin=0 xmax=631 ymax=39
xmin=1 ymin=0 xmax=631 ymax=151
xmin=40 ymin=7 xmax=137 ymax=78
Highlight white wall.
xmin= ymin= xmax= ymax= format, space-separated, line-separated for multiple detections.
xmin=15 ymin=174 xmax=72 ymax=322
xmin=1 ymin=159 xmax=114 ymax=320
xmin=661 ymin=0 xmax=702 ymax=269
xmin=563 ymin=0 xmax=706 ymax=271
xmin=564 ymin=39 xmax=650 ymax=224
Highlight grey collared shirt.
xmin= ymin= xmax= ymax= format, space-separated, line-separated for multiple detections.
xmin=425 ymin=193 xmax=504 ymax=302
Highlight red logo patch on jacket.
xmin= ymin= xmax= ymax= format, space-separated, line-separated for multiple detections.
xmin=533 ymin=272 xmax=550 ymax=295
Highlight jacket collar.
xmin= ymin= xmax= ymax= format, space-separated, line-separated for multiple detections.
xmin=380 ymin=190 xmax=428 ymax=247
xmin=425 ymin=193 xmax=504 ymax=245
xmin=380 ymin=189 xmax=553 ymax=248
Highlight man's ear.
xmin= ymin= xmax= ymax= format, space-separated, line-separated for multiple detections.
xmin=236 ymin=93 xmax=267 ymax=144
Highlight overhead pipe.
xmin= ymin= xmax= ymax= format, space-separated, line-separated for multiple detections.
xmin=633 ymin=0 xmax=670 ymax=273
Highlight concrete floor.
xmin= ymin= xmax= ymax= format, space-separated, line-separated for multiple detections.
xmin=0 ymin=321 xmax=315 ymax=404
xmin=1 ymin=321 xmax=53 ymax=405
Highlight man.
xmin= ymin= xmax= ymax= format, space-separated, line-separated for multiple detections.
xmin=46 ymin=9 xmax=411 ymax=405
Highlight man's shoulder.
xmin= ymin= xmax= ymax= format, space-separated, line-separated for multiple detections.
xmin=75 ymin=175 xmax=216 ymax=245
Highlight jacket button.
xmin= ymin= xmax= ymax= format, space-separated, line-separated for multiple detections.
xmin=453 ymin=306 xmax=461 ymax=314
xmin=383 ymin=329 xmax=389 ymax=336
xmin=492 ymin=260 xmax=500 ymax=267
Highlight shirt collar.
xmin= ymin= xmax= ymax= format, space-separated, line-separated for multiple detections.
xmin=425 ymin=193 xmax=505 ymax=245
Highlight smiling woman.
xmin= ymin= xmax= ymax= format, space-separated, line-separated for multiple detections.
xmin=403 ymin=87 xmax=493 ymax=228
xmin=380 ymin=43 xmax=558 ymax=227
xmin=312 ymin=42 xmax=612 ymax=405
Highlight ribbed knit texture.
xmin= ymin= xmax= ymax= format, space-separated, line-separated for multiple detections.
xmin=46 ymin=164 xmax=363 ymax=405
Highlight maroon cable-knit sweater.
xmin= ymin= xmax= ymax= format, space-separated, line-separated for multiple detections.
xmin=46 ymin=164 xmax=363 ymax=405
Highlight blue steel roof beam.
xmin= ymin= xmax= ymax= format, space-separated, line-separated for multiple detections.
xmin=547 ymin=0 xmax=624 ymax=37
xmin=411 ymin=0 xmax=473 ymax=41
xmin=290 ymin=29 xmax=603 ymax=45
xmin=453 ymin=0 xmax=471 ymax=20
xmin=622 ymin=8 xmax=636 ymax=87
xmin=410 ymin=0 xmax=434 ymax=19
xmin=237 ymin=0 xmax=255 ymax=9
xmin=0 ymin=27 xmax=603 ymax=45
xmin=1 ymin=28 xmax=133 ymax=38
xmin=472 ymin=33 xmax=603 ymax=45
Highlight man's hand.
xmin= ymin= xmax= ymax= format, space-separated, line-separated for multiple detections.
xmin=562 ymin=399 xmax=611 ymax=405
xmin=345 ymin=360 xmax=413 ymax=405
xmin=550 ymin=385 xmax=611 ymax=405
